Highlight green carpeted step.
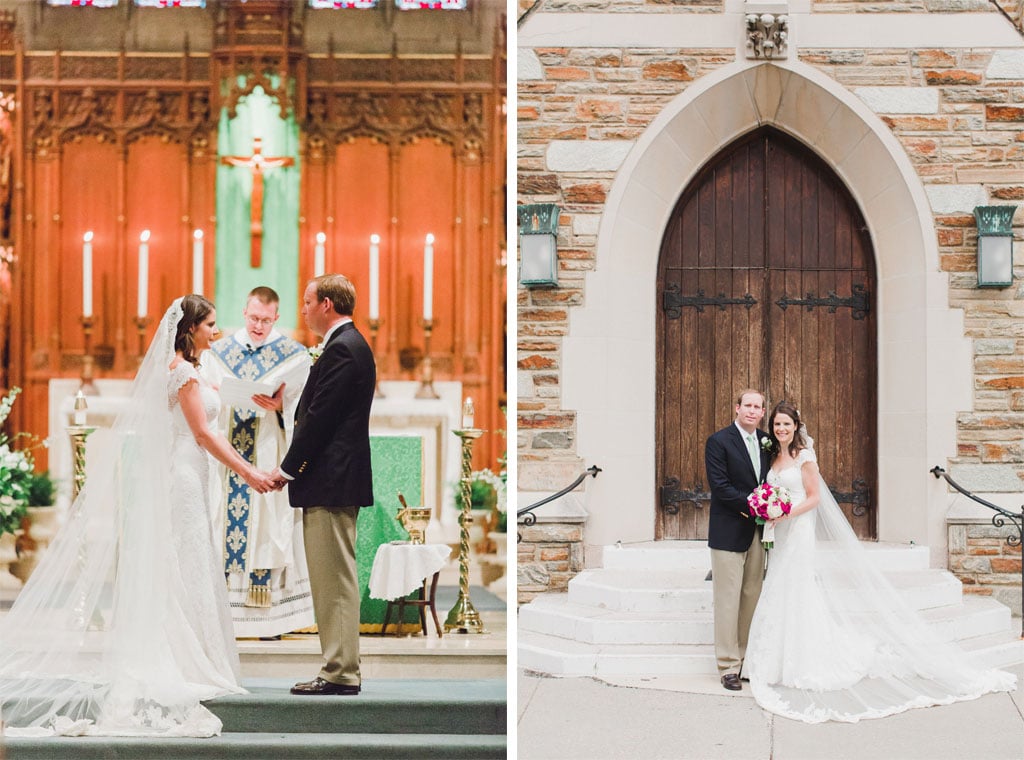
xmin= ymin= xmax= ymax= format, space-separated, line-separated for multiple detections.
xmin=208 ymin=678 xmax=506 ymax=735
xmin=1 ymin=731 xmax=507 ymax=760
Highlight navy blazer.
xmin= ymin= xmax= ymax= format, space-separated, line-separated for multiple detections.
xmin=704 ymin=424 xmax=771 ymax=552
xmin=280 ymin=321 xmax=375 ymax=509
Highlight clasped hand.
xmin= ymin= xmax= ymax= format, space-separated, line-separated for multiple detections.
xmin=244 ymin=468 xmax=287 ymax=494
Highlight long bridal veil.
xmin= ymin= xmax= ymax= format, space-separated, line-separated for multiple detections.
xmin=747 ymin=436 xmax=1016 ymax=723
xmin=0 ymin=299 xmax=239 ymax=737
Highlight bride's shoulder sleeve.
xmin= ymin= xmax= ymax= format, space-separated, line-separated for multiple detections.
xmin=168 ymin=362 xmax=198 ymax=396
xmin=799 ymin=447 xmax=818 ymax=465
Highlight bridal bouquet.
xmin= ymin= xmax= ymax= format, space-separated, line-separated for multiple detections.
xmin=747 ymin=482 xmax=793 ymax=549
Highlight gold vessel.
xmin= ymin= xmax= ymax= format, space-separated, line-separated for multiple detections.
xmin=396 ymin=492 xmax=431 ymax=544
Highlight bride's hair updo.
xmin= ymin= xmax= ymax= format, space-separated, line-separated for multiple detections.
xmin=175 ymin=294 xmax=215 ymax=367
xmin=768 ymin=400 xmax=805 ymax=460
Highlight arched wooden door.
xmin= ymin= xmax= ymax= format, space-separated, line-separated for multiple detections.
xmin=656 ymin=127 xmax=877 ymax=540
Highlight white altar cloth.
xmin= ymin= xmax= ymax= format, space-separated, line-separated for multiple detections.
xmin=368 ymin=543 xmax=452 ymax=601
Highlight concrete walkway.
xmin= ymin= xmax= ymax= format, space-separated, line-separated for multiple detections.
xmin=517 ymin=662 xmax=1024 ymax=760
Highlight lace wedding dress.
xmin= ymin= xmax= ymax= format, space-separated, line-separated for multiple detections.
xmin=0 ymin=299 xmax=243 ymax=737
xmin=745 ymin=447 xmax=1015 ymax=723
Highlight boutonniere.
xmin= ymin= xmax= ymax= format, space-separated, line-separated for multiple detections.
xmin=308 ymin=346 xmax=323 ymax=364
xmin=761 ymin=437 xmax=774 ymax=453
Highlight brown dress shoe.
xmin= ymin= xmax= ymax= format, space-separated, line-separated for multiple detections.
xmin=290 ymin=677 xmax=361 ymax=696
xmin=721 ymin=673 xmax=742 ymax=691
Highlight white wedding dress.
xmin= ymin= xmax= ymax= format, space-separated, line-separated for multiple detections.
xmin=0 ymin=299 xmax=243 ymax=737
xmin=745 ymin=448 xmax=1016 ymax=723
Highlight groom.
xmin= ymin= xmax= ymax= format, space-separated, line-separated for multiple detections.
xmin=705 ymin=389 xmax=770 ymax=691
xmin=272 ymin=274 xmax=376 ymax=696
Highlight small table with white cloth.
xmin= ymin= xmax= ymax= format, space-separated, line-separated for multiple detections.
xmin=369 ymin=542 xmax=452 ymax=637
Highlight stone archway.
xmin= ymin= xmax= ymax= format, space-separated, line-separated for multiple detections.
xmin=562 ymin=60 xmax=970 ymax=557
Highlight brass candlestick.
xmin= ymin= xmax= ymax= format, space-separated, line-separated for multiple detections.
xmin=444 ymin=427 xmax=488 ymax=634
xmin=368 ymin=317 xmax=385 ymax=399
xmin=134 ymin=315 xmax=149 ymax=367
xmin=80 ymin=315 xmax=99 ymax=396
xmin=415 ymin=318 xmax=440 ymax=400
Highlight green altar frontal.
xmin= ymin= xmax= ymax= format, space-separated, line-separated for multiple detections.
xmin=357 ymin=435 xmax=428 ymax=633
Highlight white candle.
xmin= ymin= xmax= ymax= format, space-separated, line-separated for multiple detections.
xmin=82 ymin=231 xmax=94 ymax=317
xmin=192 ymin=229 xmax=204 ymax=294
xmin=137 ymin=230 xmax=150 ymax=318
xmin=369 ymin=234 xmax=380 ymax=319
xmin=423 ymin=233 xmax=434 ymax=321
xmin=314 ymin=231 xmax=326 ymax=278
xmin=73 ymin=390 xmax=87 ymax=426
xmin=462 ymin=397 xmax=474 ymax=429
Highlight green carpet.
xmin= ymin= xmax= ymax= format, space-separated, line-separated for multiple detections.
xmin=435 ymin=584 xmax=506 ymax=611
xmin=1 ymin=678 xmax=507 ymax=760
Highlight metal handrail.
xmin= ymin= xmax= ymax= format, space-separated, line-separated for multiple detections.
xmin=517 ymin=465 xmax=601 ymax=543
xmin=931 ymin=465 xmax=1023 ymax=637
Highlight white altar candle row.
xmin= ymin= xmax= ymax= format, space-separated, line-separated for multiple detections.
xmin=315 ymin=232 xmax=432 ymax=322
xmin=83 ymin=230 xmax=205 ymax=318
xmin=84 ymin=229 xmax=437 ymax=320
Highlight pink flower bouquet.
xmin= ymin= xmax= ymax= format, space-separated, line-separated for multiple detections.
xmin=746 ymin=482 xmax=793 ymax=549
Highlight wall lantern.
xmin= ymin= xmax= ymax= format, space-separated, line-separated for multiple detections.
xmin=518 ymin=203 xmax=560 ymax=288
xmin=973 ymin=205 xmax=1016 ymax=288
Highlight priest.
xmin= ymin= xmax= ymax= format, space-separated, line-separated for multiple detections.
xmin=202 ymin=286 xmax=315 ymax=638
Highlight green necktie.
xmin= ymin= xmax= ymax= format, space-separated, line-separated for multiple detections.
xmin=747 ymin=434 xmax=760 ymax=479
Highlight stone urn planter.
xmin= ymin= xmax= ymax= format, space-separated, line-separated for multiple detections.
xmin=11 ymin=506 xmax=59 ymax=583
xmin=488 ymin=530 xmax=507 ymax=559
xmin=0 ymin=530 xmax=24 ymax=589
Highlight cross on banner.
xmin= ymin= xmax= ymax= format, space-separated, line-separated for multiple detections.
xmin=220 ymin=137 xmax=295 ymax=268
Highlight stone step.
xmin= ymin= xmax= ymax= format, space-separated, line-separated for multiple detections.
xmin=567 ymin=569 xmax=713 ymax=613
xmin=599 ymin=540 xmax=932 ymax=572
xmin=2 ymin=678 xmax=507 ymax=760
xmin=2 ymin=732 xmax=507 ymax=760
xmin=566 ymin=567 xmax=964 ymax=614
xmin=208 ymin=678 xmax=506 ymax=735
xmin=236 ymin=634 xmax=507 ymax=681
xmin=956 ymin=630 xmax=1024 ymax=670
xmin=519 ymin=620 xmax=1023 ymax=679
xmin=522 ymin=591 xmax=1012 ymax=648
xmin=919 ymin=597 xmax=1013 ymax=642
xmin=519 ymin=597 xmax=1021 ymax=677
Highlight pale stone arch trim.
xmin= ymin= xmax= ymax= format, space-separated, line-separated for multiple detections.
xmin=563 ymin=60 xmax=970 ymax=564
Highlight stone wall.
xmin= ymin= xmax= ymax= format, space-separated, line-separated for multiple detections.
xmin=519 ymin=37 xmax=1024 ymax=497
xmin=947 ymin=517 xmax=1023 ymax=614
xmin=517 ymin=520 xmax=586 ymax=603
xmin=518 ymin=46 xmax=735 ymax=489
xmin=794 ymin=47 xmax=1024 ymax=493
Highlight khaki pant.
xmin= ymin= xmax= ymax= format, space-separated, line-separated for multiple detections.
xmin=303 ymin=505 xmax=361 ymax=686
xmin=710 ymin=534 xmax=765 ymax=676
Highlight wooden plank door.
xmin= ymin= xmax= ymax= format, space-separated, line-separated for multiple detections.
xmin=656 ymin=128 xmax=877 ymax=540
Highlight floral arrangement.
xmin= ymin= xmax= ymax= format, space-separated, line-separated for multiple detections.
xmin=463 ymin=468 xmax=507 ymax=513
xmin=760 ymin=436 xmax=774 ymax=453
xmin=747 ymin=482 xmax=793 ymax=549
xmin=0 ymin=388 xmax=47 ymax=536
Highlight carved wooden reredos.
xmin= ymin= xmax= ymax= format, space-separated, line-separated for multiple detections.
xmin=0 ymin=0 xmax=508 ymax=469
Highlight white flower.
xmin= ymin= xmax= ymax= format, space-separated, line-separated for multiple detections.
xmin=470 ymin=468 xmax=508 ymax=512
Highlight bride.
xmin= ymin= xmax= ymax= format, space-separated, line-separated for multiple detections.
xmin=745 ymin=400 xmax=1016 ymax=723
xmin=0 ymin=296 xmax=276 ymax=737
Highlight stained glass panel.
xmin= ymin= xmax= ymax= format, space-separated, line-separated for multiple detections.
xmin=395 ymin=0 xmax=467 ymax=8
xmin=46 ymin=0 xmax=118 ymax=6
xmin=135 ymin=0 xmax=206 ymax=6
xmin=308 ymin=0 xmax=379 ymax=7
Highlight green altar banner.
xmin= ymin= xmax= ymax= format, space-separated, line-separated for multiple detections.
xmin=358 ymin=435 xmax=426 ymax=632
xmin=215 ymin=81 xmax=300 ymax=333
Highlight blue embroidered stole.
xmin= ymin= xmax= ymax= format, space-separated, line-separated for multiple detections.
xmin=213 ymin=335 xmax=305 ymax=607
